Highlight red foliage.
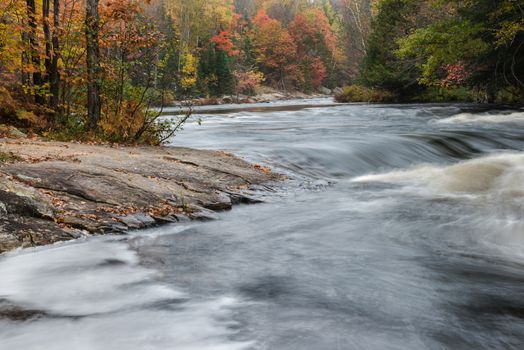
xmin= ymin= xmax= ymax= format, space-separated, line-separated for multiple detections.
xmin=287 ymin=8 xmax=340 ymax=88
xmin=234 ymin=70 xmax=264 ymax=95
xmin=289 ymin=9 xmax=339 ymax=59
xmin=251 ymin=10 xmax=297 ymax=70
xmin=211 ymin=31 xmax=240 ymax=56
xmin=310 ymin=57 xmax=327 ymax=88
xmin=441 ymin=62 xmax=470 ymax=88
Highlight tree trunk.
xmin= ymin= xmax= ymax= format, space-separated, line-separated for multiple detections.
xmin=485 ymin=84 xmax=496 ymax=104
xmin=85 ymin=0 xmax=101 ymax=131
xmin=26 ymin=0 xmax=44 ymax=104
xmin=50 ymin=0 xmax=61 ymax=110
xmin=43 ymin=0 xmax=52 ymax=90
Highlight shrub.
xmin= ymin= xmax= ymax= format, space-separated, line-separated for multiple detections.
xmin=0 ymin=151 xmax=22 ymax=163
xmin=335 ymin=85 xmax=396 ymax=103
xmin=412 ymin=87 xmax=475 ymax=102
xmin=0 ymin=87 xmax=49 ymax=130
xmin=234 ymin=70 xmax=265 ymax=96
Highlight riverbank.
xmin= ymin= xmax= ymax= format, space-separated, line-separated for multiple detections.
xmin=0 ymin=138 xmax=283 ymax=254
xmin=175 ymin=87 xmax=341 ymax=106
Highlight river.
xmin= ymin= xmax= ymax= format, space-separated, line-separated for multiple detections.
xmin=1 ymin=100 xmax=523 ymax=349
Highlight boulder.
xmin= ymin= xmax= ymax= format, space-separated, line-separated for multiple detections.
xmin=333 ymin=87 xmax=344 ymax=96
xmin=221 ymin=95 xmax=234 ymax=104
xmin=0 ymin=124 xmax=27 ymax=139
xmin=0 ymin=177 xmax=55 ymax=219
xmin=257 ymin=93 xmax=284 ymax=102
xmin=318 ymin=86 xmax=332 ymax=95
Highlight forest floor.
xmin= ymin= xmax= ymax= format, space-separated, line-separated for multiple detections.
xmin=0 ymin=137 xmax=283 ymax=254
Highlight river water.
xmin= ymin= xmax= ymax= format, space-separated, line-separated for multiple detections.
xmin=1 ymin=101 xmax=524 ymax=349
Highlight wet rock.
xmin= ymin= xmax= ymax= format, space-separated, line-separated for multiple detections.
xmin=62 ymin=217 xmax=104 ymax=233
xmin=289 ymin=91 xmax=310 ymax=99
xmin=189 ymin=206 xmax=220 ymax=221
xmin=119 ymin=213 xmax=156 ymax=229
xmin=0 ymin=216 xmax=73 ymax=253
xmin=0 ymin=300 xmax=45 ymax=321
xmin=228 ymin=193 xmax=263 ymax=205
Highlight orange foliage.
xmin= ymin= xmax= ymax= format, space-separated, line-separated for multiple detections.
xmin=288 ymin=8 xmax=342 ymax=88
xmin=251 ymin=10 xmax=298 ymax=87
xmin=211 ymin=31 xmax=240 ymax=56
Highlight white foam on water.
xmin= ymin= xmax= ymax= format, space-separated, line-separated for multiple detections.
xmin=353 ymin=152 xmax=524 ymax=258
xmin=0 ymin=298 xmax=252 ymax=350
xmin=352 ymin=152 xmax=524 ymax=197
xmin=438 ymin=111 xmax=524 ymax=124
xmin=0 ymin=240 xmax=182 ymax=316
xmin=0 ymin=239 xmax=252 ymax=350
xmin=475 ymin=214 xmax=524 ymax=258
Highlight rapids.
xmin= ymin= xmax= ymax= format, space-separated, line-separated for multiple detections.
xmin=1 ymin=101 xmax=523 ymax=349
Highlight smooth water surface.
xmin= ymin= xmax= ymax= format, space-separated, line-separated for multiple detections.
xmin=1 ymin=101 xmax=524 ymax=349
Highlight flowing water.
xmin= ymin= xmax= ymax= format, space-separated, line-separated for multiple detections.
xmin=1 ymin=101 xmax=524 ymax=349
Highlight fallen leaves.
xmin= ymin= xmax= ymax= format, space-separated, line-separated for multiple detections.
xmin=254 ymin=163 xmax=272 ymax=174
xmin=96 ymin=205 xmax=139 ymax=216
xmin=21 ymin=153 xmax=83 ymax=164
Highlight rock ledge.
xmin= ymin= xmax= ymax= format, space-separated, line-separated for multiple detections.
xmin=0 ymin=139 xmax=283 ymax=253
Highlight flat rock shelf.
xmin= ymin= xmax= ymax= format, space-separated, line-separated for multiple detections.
xmin=0 ymin=139 xmax=283 ymax=253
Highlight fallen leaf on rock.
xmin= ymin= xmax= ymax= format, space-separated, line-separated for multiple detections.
xmin=254 ymin=164 xmax=272 ymax=174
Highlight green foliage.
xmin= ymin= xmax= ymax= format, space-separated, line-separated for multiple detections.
xmin=397 ymin=19 xmax=488 ymax=86
xmin=215 ymin=50 xmax=235 ymax=95
xmin=197 ymin=46 xmax=235 ymax=96
xmin=44 ymin=115 xmax=86 ymax=142
xmin=358 ymin=0 xmax=524 ymax=103
xmin=358 ymin=0 xmax=422 ymax=97
xmin=335 ymin=85 xmax=396 ymax=103
xmin=411 ymin=86 xmax=475 ymax=103
xmin=0 ymin=151 xmax=22 ymax=163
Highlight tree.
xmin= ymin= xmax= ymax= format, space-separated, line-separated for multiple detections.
xmin=0 ymin=0 xmax=25 ymax=83
xmin=211 ymin=31 xmax=241 ymax=57
xmin=358 ymin=0 xmax=422 ymax=98
xmin=234 ymin=69 xmax=264 ymax=95
xmin=396 ymin=19 xmax=488 ymax=87
xmin=289 ymin=8 xmax=341 ymax=89
xmin=397 ymin=0 xmax=524 ymax=102
xmin=180 ymin=50 xmax=198 ymax=92
xmin=86 ymin=0 xmax=101 ymax=131
xmin=251 ymin=9 xmax=298 ymax=89
xmin=25 ymin=0 xmax=44 ymax=104
xmin=42 ymin=0 xmax=61 ymax=110
xmin=338 ymin=0 xmax=374 ymax=78
xmin=50 ymin=0 xmax=60 ymax=110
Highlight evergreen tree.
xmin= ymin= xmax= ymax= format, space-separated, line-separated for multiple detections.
xmin=358 ymin=0 xmax=422 ymax=98
xmin=215 ymin=49 xmax=235 ymax=95
xmin=197 ymin=45 xmax=234 ymax=96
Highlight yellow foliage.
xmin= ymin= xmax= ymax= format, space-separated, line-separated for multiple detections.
xmin=164 ymin=0 xmax=235 ymax=49
xmin=100 ymin=99 xmax=146 ymax=141
xmin=180 ymin=51 xmax=198 ymax=89
xmin=0 ymin=1 xmax=26 ymax=78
